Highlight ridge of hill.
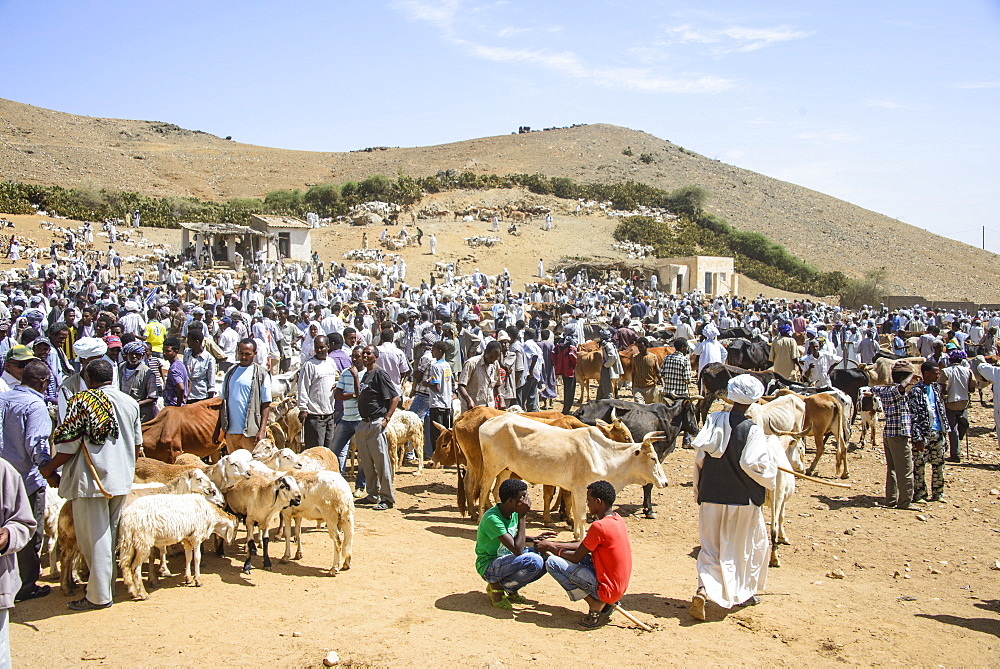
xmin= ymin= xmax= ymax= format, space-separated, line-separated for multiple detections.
xmin=1 ymin=98 xmax=996 ymax=300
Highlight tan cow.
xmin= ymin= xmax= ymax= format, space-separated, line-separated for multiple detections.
xmin=430 ymin=407 xmax=631 ymax=525
xmin=477 ymin=413 xmax=666 ymax=538
xmin=773 ymin=391 xmax=850 ymax=479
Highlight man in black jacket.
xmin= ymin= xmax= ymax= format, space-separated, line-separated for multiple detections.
xmin=354 ymin=345 xmax=399 ymax=511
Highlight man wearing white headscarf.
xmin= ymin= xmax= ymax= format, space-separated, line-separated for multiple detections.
xmin=58 ymin=338 xmax=118 ymax=421
xmin=692 ymin=323 xmax=727 ymax=372
xmin=689 ymin=374 xmax=776 ymax=621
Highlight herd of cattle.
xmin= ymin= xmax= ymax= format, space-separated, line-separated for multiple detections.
xmin=40 ymin=327 xmax=995 ymax=600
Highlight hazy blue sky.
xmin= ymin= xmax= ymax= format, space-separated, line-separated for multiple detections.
xmin=2 ymin=0 xmax=998 ymax=250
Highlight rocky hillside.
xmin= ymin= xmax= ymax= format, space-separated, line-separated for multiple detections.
xmin=1 ymin=97 xmax=995 ymax=300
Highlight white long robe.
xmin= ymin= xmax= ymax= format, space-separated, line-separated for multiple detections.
xmin=692 ymin=411 xmax=777 ymax=608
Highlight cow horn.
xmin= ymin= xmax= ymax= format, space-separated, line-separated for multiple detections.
xmin=687 ymin=394 xmax=704 ymax=400
xmin=611 ymin=407 xmax=618 ymax=421
xmin=431 ymin=421 xmax=450 ymax=434
xmin=641 ymin=431 xmax=666 ymax=443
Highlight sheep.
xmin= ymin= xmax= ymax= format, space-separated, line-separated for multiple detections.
xmin=223 ymin=474 xmax=302 ymax=573
xmin=57 ymin=468 xmax=226 ymax=595
xmin=298 ymin=447 xmax=340 ymax=472
xmin=386 ymin=410 xmax=425 ymax=475
xmin=279 ymin=470 xmax=355 ymax=574
xmin=252 ymin=439 xmax=303 ymax=472
xmin=118 ymin=494 xmax=238 ymax=600
xmin=173 ymin=453 xmax=205 ymax=466
xmin=43 ymin=487 xmax=66 ymax=577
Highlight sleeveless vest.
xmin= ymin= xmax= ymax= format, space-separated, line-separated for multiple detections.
xmin=698 ymin=413 xmax=766 ymax=507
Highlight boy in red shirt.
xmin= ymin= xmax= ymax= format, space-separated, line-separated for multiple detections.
xmin=536 ymin=480 xmax=632 ymax=628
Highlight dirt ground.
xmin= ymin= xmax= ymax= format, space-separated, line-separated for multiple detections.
xmin=11 ymin=393 xmax=1000 ymax=667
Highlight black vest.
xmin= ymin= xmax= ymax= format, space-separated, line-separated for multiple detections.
xmin=698 ymin=413 xmax=766 ymax=507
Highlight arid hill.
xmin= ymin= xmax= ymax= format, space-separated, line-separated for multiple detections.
xmin=1 ymin=97 xmax=995 ymax=300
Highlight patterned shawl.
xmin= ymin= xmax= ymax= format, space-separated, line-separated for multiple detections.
xmin=53 ymin=389 xmax=120 ymax=445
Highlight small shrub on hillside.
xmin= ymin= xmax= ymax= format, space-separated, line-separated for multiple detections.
xmin=639 ymin=153 xmax=655 ymax=164
xmin=614 ymin=215 xmax=674 ymax=249
xmin=622 ymin=146 xmax=634 ymax=156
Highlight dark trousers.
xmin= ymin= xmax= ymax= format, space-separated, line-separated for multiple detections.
xmin=279 ymin=356 xmax=292 ymax=373
xmin=427 ymin=407 xmax=453 ymax=460
xmin=303 ymin=413 xmax=337 ymax=451
xmin=16 ymin=487 xmax=45 ymax=596
xmin=946 ymin=407 xmax=969 ymax=460
xmin=519 ymin=376 xmax=539 ymax=412
xmin=561 ymin=375 xmax=576 ymax=414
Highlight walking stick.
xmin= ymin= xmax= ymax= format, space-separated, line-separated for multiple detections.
xmin=777 ymin=466 xmax=852 ymax=489
xmin=611 ymin=602 xmax=654 ymax=631
xmin=79 ymin=441 xmax=113 ymax=499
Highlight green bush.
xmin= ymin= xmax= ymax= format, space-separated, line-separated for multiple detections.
xmin=639 ymin=153 xmax=655 ymax=164
xmin=622 ymin=147 xmax=634 ymax=157
xmin=614 ymin=216 xmax=674 ymax=248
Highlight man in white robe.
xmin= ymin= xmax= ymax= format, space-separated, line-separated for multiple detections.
xmin=692 ymin=323 xmax=727 ymax=372
xmin=690 ymin=374 xmax=776 ymax=621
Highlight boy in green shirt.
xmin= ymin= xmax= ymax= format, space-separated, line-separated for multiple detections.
xmin=475 ymin=479 xmax=554 ymax=610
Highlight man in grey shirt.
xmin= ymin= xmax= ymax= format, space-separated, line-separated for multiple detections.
xmin=183 ymin=331 xmax=217 ymax=403
xmin=41 ymin=359 xmax=140 ymax=610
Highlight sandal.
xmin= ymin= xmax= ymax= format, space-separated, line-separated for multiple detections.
xmin=579 ymin=603 xmax=614 ymax=628
xmin=506 ymin=590 xmax=529 ymax=604
xmin=487 ymin=584 xmax=512 ymax=611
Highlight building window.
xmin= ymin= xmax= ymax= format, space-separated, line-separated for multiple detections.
xmin=278 ymin=232 xmax=290 ymax=258
xmin=704 ymin=272 xmax=712 ymax=294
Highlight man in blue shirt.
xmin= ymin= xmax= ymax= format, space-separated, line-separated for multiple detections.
xmin=0 ymin=359 xmax=52 ymax=601
xmin=331 ymin=346 xmax=364 ymax=492
xmin=213 ymin=339 xmax=272 ymax=452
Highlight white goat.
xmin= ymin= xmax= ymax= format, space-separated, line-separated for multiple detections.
xmin=764 ymin=433 xmax=805 ymax=568
xmin=43 ymin=488 xmax=66 ymax=577
xmin=279 ymin=470 xmax=355 ymax=574
xmin=118 ymin=494 xmax=238 ymax=600
xmin=223 ymin=474 xmax=302 ymax=573
xmin=386 ymin=410 xmax=425 ymax=475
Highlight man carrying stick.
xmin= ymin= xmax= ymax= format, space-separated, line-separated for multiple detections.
xmin=536 ymin=480 xmax=633 ymax=628
xmin=689 ymin=374 xmax=776 ymax=621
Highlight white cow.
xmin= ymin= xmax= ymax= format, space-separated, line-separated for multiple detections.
xmin=764 ymin=434 xmax=805 ymax=568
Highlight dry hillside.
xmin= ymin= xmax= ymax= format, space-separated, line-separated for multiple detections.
xmin=1 ymin=97 xmax=996 ymax=300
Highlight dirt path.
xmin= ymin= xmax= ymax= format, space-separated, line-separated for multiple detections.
xmin=12 ymin=399 xmax=1000 ymax=666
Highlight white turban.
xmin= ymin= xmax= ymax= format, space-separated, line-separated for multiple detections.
xmin=124 ymin=300 xmax=140 ymax=312
xmin=727 ymin=374 xmax=764 ymax=404
xmin=703 ymin=323 xmax=719 ymax=340
xmin=74 ymin=336 xmax=108 ymax=360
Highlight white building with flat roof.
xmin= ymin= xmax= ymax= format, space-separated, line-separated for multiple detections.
xmin=249 ymin=214 xmax=312 ymax=262
xmin=656 ymin=256 xmax=737 ymax=297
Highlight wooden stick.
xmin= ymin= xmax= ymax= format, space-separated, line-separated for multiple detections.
xmin=777 ymin=465 xmax=851 ymax=488
xmin=611 ymin=603 xmax=654 ymax=631
xmin=79 ymin=440 xmax=113 ymax=499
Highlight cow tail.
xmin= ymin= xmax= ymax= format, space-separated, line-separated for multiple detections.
xmin=456 ymin=465 xmax=467 ymax=516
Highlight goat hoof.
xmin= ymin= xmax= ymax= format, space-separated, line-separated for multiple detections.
xmin=263 ymin=560 xmax=272 ymax=570
xmin=840 ymin=473 xmax=850 ymax=480
xmin=294 ymin=551 xmax=303 ymax=560
xmin=643 ymin=509 xmax=657 ymax=520
xmin=242 ymin=564 xmax=252 ymax=574
xmin=279 ymin=558 xmax=289 ymax=564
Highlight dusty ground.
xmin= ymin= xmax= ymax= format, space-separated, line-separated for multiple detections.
xmin=11 ymin=394 xmax=1000 ymax=667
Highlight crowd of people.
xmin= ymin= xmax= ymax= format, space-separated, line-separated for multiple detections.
xmin=0 ymin=233 xmax=997 ymax=654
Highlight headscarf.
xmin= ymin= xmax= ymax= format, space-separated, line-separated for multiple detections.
xmin=948 ymin=349 xmax=968 ymax=363
xmin=122 ymin=341 xmax=147 ymax=356
xmin=702 ymin=323 xmax=719 ymax=340
xmin=727 ymin=374 xmax=765 ymax=404
xmin=74 ymin=337 xmax=108 ymax=360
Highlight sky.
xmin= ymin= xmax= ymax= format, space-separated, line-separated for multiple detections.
xmin=2 ymin=0 xmax=998 ymax=251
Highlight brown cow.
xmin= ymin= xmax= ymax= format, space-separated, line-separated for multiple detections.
xmin=141 ymin=398 xmax=225 ymax=463
xmin=773 ymin=391 xmax=849 ymax=479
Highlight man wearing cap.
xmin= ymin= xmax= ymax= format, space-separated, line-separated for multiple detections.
xmin=216 ymin=317 xmax=239 ymax=372
xmin=869 ymin=361 xmax=922 ymax=510
xmin=0 ymin=345 xmax=35 ymax=393
xmin=689 ymin=374 xmax=776 ymax=621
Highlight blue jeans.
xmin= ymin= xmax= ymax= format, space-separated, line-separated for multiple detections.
xmin=481 ymin=551 xmax=545 ymax=594
xmin=408 ymin=393 xmax=432 ymax=457
xmin=330 ymin=419 xmax=363 ymax=489
xmin=546 ymin=554 xmax=599 ymax=602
